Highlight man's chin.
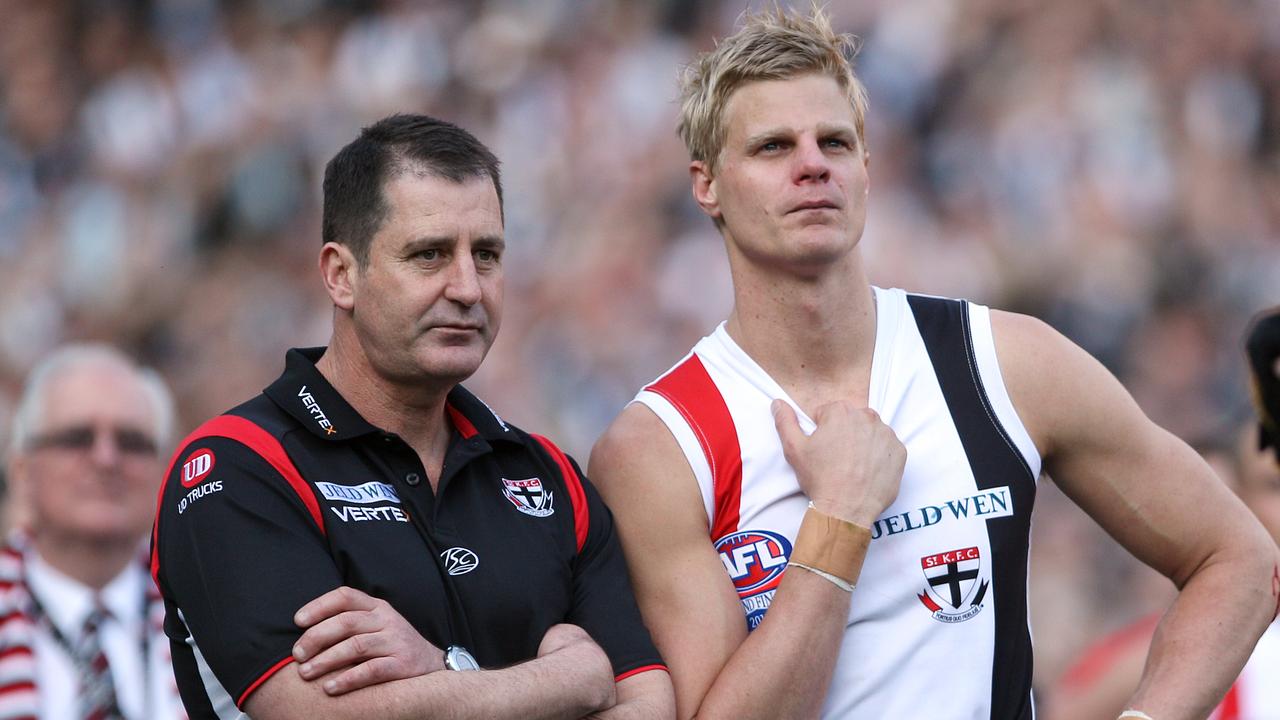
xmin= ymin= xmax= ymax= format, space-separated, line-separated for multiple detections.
xmin=414 ymin=348 xmax=489 ymax=384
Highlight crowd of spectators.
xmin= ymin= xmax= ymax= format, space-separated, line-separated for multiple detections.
xmin=1 ymin=0 xmax=1277 ymax=697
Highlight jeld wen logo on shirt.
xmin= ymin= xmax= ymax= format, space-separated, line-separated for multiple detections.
xmin=871 ymin=485 xmax=1015 ymax=540
xmin=317 ymin=481 xmax=409 ymax=523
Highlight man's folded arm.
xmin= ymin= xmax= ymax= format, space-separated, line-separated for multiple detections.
xmin=244 ymin=633 xmax=615 ymax=720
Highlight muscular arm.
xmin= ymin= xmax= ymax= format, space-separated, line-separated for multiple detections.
xmin=590 ymin=402 xmax=901 ymax=720
xmin=994 ymin=310 xmax=1279 ymax=720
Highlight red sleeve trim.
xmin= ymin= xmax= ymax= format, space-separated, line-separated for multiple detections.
xmin=644 ymin=355 xmax=744 ymax=541
xmin=614 ymin=664 xmax=669 ymax=683
xmin=532 ymin=434 xmax=589 ymax=553
xmin=152 ymin=414 xmax=325 ymax=587
xmin=237 ymin=656 xmax=294 ymax=708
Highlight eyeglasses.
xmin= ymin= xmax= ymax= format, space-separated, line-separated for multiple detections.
xmin=27 ymin=425 xmax=159 ymax=457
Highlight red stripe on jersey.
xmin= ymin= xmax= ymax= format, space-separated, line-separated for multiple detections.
xmin=152 ymin=414 xmax=325 ymax=587
xmin=533 ymin=435 xmax=589 ymax=553
xmin=0 ymin=646 xmax=32 ymax=661
xmin=0 ymin=680 xmax=35 ymax=696
xmin=237 ymin=656 xmax=293 ymax=708
xmin=644 ymin=355 xmax=743 ymax=541
xmin=615 ymin=664 xmax=669 ymax=683
xmin=447 ymin=404 xmax=479 ymax=439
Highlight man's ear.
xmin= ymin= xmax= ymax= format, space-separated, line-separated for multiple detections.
xmin=690 ymin=160 xmax=722 ymax=222
xmin=319 ymin=242 xmax=359 ymax=311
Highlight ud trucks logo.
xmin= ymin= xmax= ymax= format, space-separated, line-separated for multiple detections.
xmin=917 ymin=546 xmax=989 ymax=624
xmin=180 ymin=449 xmax=216 ymax=488
xmin=501 ymin=477 xmax=554 ymax=517
xmin=714 ymin=530 xmax=792 ymax=631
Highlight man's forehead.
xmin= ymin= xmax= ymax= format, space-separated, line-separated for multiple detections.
xmin=38 ymin=363 xmax=155 ymax=427
xmin=722 ymin=75 xmax=855 ymax=136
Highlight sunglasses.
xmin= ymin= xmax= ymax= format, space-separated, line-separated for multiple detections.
xmin=27 ymin=425 xmax=159 ymax=457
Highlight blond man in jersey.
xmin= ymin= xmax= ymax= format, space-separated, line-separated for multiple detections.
xmin=589 ymin=8 xmax=1279 ymax=720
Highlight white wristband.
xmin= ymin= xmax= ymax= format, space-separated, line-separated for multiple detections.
xmin=789 ymin=561 xmax=855 ymax=592
xmin=1118 ymin=711 xmax=1154 ymax=720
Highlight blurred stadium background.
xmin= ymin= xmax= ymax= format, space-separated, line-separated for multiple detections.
xmin=0 ymin=0 xmax=1277 ymax=697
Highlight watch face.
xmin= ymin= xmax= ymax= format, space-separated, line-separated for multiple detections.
xmin=445 ymin=645 xmax=480 ymax=671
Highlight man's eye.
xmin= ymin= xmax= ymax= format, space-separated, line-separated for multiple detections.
xmin=417 ymin=249 xmax=439 ymax=260
xmin=476 ymin=249 xmax=499 ymax=263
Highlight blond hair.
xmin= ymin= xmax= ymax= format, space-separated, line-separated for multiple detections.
xmin=678 ymin=5 xmax=869 ymax=171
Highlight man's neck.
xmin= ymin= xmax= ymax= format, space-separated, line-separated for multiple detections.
xmin=30 ymin=534 xmax=137 ymax=591
xmin=315 ymin=336 xmax=454 ymax=480
xmin=724 ymin=249 xmax=877 ymax=405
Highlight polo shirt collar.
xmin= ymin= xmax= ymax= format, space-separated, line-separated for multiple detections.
xmin=445 ymin=383 xmax=519 ymax=444
xmin=265 ymin=348 xmax=519 ymax=445
xmin=264 ymin=347 xmax=379 ymax=441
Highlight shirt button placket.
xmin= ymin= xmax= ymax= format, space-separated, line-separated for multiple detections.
xmin=405 ymin=472 xmax=421 ymax=486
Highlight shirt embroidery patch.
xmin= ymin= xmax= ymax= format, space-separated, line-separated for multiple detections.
xmin=316 ymin=481 xmax=401 ymax=505
xmin=917 ymin=547 xmax=988 ymax=623
xmin=501 ymin=477 xmax=554 ymax=517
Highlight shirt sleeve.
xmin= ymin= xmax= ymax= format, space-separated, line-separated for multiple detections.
xmin=562 ymin=455 xmax=666 ymax=680
xmin=154 ymin=432 xmax=342 ymax=708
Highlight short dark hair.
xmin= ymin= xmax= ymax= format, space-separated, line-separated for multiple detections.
xmin=321 ymin=114 xmax=503 ymax=265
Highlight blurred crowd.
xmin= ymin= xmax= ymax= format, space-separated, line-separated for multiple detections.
xmin=0 ymin=0 xmax=1277 ymax=697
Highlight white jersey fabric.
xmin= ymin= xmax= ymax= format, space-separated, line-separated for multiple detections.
xmin=633 ymin=286 xmax=1042 ymax=719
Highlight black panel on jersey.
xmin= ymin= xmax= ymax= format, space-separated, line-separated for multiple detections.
xmin=908 ymin=294 xmax=1038 ymax=720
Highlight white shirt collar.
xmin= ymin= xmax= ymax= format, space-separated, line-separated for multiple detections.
xmin=25 ymin=550 xmax=145 ymax=641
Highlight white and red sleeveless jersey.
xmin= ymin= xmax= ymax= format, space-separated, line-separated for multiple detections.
xmin=633 ymin=286 xmax=1042 ymax=719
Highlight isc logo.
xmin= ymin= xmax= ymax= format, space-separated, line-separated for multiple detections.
xmin=714 ymin=530 xmax=792 ymax=595
xmin=181 ymin=449 xmax=216 ymax=488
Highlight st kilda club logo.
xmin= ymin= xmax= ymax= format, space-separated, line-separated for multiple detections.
xmin=917 ymin=546 xmax=989 ymax=623
xmin=501 ymin=477 xmax=554 ymax=517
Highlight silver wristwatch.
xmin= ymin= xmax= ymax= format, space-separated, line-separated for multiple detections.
xmin=444 ymin=645 xmax=480 ymax=671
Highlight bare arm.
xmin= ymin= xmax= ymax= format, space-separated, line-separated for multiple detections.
xmin=994 ymin=310 xmax=1280 ymax=720
xmin=588 ymin=670 xmax=676 ymax=720
xmin=590 ymin=401 xmax=903 ymax=720
xmin=245 ymin=616 xmax=615 ymax=720
xmin=279 ymin=586 xmax=670 ymax=719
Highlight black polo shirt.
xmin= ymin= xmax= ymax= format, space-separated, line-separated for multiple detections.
xmin=151 ymin=348 xmax=664 ymax=716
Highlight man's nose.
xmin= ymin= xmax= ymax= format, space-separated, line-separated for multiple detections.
xmin=89 ymin=427 xmax=122 ymax=468
xmin=793 ymin=138 xmax=831 ymax=184
xmin=444 ymin=252 xmax=483 ymax=306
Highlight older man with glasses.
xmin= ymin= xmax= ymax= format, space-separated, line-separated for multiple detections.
xmin=1 ymin=344 xmax=184 ymax=720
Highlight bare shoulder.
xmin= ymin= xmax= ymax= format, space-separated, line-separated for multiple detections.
xmin=988 ymin=308 xmax=1139 ymax=460
xmin=590 ymin=403 xmax=701 ymax=512
xmin=591 ymin=403 xmax=685 ymax=475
